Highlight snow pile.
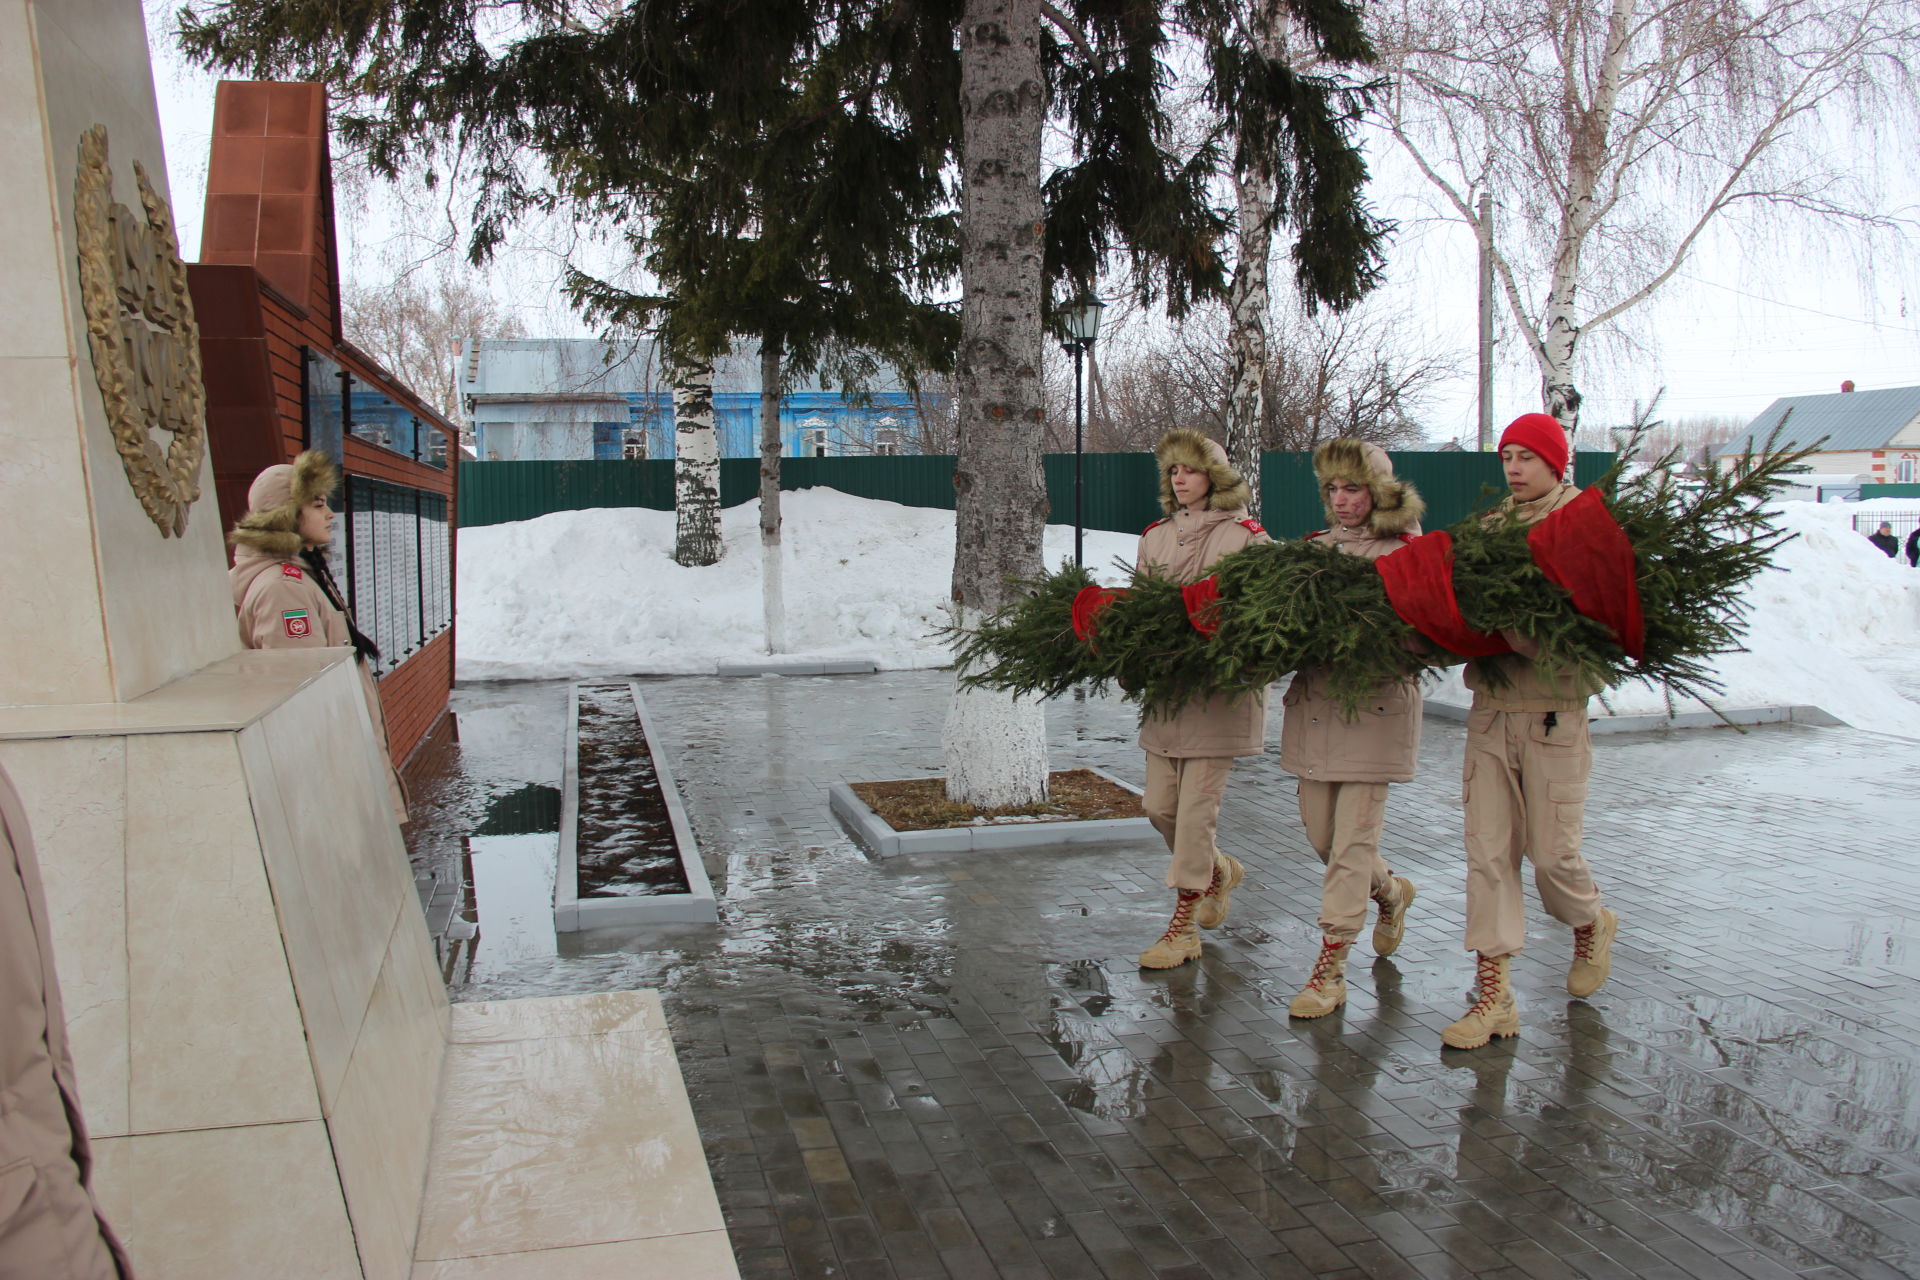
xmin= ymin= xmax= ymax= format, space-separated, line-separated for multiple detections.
xmin=459 ymin=487 xmax=1920 ymax=736
xmin=1428 ymin=497 xmax=1920 ymax=735
xmin=457 ymin=488 xmax=1140 ymax=680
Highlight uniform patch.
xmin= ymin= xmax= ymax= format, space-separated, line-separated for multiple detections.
xmin=1238 ymin=518 xmax=1266 ymax=535
xmin=281 ymin=563 xmax=304 ymax=578
xmin=1305 ymin=529 xmax=1327 ymax=539
xmin=282 ymin=610 xmax=311 ymax=638
xmin=1143 ymin=517 xmax=1169 ymax=533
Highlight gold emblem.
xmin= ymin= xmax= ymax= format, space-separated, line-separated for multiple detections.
xmin=73 ymin=124 xmax=207 ymax=537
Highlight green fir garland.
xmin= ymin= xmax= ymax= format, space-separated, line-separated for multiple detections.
xmin=951 ymin=437 xmax=1816 ymax=716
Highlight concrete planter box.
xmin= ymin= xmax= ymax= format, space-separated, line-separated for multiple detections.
xmin=555 ymin=681 xmax=718 ymax=931
xmin=830 ymin=768 xmax=1158 ymax=858
xmin=1421 ymin=696 xmax=1841 ymax=734
xmin=716 ymin=658 xmax=878 ymax=677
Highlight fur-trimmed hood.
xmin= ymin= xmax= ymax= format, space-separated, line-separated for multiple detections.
xmin=1154 ymin=429 xmax=1250 ymax=514
xmin=229 ymin=450 xmax=338 ymax=557
xmin=1312 ymin=438 xmax=1424 ymax=537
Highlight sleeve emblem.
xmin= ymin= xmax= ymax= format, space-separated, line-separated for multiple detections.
xmin=282 ymin=610 xmax=311 ymax=638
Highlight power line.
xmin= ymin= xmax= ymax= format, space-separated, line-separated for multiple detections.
xmin=1674 ymin=271 xmax=1920 ymax=335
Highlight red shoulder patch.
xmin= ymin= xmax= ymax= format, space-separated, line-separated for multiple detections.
xmin=1238 ymin=518 xmax=1266 ymax=535
xmin=1143 ymin=517 xmax=1169 ymax=534
xmin=1397 ymin=533 xmax=1417 ymax=544
xmin=281 ymin=563 xmax=304 ymax=578
xmin=1305 ymin=529 xmax=1327 ymax=539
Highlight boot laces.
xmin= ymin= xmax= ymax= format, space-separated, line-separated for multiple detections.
xmin=1306 ymin=939 xmax=1347 ymax=990
xmin=1466 ymin=953 xmax=1506 ymax=1017
xmin=1572 ymin=920 xmax=1600 ymax=961
xmin=1159 ymin=890 xmax=1202 ymax=943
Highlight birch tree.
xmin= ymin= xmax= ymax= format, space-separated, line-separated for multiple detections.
xmin=1375 ymin=0 xmax=1920 ymax=434
xmin=670 ymin=357 xmax=722 ymax=566
xmin=942 ymin=0 xmax=1053 ymax=808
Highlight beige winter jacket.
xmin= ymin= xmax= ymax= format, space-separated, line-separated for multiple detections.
xmin=229 ymin=451 xmax=409 ymax=824
xmin=1136 ymin=506 xmax=1273 ymax=759
xmin=0 ymin=763 xmax=131 ymax=1280
xmin=1463 ymin=482 xmax=1602 ymax=712
xmin=1279 ymin=439 xmax=1428 ymax=784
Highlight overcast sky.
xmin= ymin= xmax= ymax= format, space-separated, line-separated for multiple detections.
xmin=143 ymin=5 xmax=1920 ymax=444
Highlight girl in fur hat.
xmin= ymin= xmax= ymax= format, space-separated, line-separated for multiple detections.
xmin=1281 ymin=439 xmax=1424 ymax=1018
xmin=1134 ymin=429 xmax=1272 ymax=969
xmin=229 ymin=451 xmax=409 ymax=824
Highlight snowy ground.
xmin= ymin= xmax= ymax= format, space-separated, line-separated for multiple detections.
xmin=458 ymin=488 xmax=1920 ymax=738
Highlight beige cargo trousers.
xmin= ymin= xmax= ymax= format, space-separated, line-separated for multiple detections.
xmin=1461 ymin=706 xmax=1604 ymax=956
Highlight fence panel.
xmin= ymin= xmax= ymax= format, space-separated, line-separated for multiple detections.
xmin=460 ymin=450 xmax=1616 ymax=532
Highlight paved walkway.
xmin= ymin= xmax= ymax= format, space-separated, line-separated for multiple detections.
xmin=407 ymin=671 xmax=1920 ymax=1279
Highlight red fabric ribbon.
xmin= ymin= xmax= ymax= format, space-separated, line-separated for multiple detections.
xmin=1071 ymin=585 xmax=1127 ymax=642
xmin=1526 ymin=487 xmax=1645 ymax=659
xmin=1374 ymin=531 xmax=1511 ymax=657
xmin=1181 ymin=576 xmax=1223 ymax=638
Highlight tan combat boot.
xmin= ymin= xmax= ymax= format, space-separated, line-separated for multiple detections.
xmin=1442 ymin=952 xmax=1520 ymax=1049
xmin=1288 ymin=938 xmax=1351 ymax=1018
xmin=1371 ymin=874 xmax=1416 ymax=956
xmin=1192 ymin=853 xmax=1245 ymax=930
xmin=1567 ymin=907 xmax=1620 ymax=998
xmin=1139 ymin=890 xmax=1205 ymax=969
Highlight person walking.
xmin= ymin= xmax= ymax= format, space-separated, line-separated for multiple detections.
xmin=229 ymin=451 xmax=409 ymax=824
xmin=1904 ymin=525 xmax=1919 ymax=567
xmin=1135 ymin=430 xmax=1271 ymax=969
xmin=1868 ymin=522 xmax=1899 ymax=558
xmin=1444 ymin=413 xmax=1619 ymax=1050
xmin=1282 ymin=439 xmax=1424 ymax=1018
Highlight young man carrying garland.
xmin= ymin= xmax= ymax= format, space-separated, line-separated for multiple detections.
xmin=1281 ymin=440 xmax=1425 ymax=1018
xmin=1135 ymin=430 xmax=1272 ymax=969
xmin=1443 ymin=413 xmax=1621 ymax=1050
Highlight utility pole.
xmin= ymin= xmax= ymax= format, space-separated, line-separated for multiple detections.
xmin=1477 ymin=190 xmax=1494 ymax=451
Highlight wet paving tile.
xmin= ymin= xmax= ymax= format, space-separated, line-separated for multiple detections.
xmin=405 ymin=671 xmax=1920 ymax=1278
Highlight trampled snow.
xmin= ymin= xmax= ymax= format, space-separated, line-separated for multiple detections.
xmin=458 ymin=488 xmax=1920 ymax=738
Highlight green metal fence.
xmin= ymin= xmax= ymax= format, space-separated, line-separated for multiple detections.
xmin=460 ymin=450 xmax=1617 ymax=535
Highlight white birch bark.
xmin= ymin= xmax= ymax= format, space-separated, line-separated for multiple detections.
xmin=1223 ymin=2 xmax=1285 ymax=516
xmin=672 ymin=356 xmax=723 ymax=567
xmin=943 ymin=0 xmax=1050 ymax=808
xmin=759 ymin=337 xmax=786 ymax=653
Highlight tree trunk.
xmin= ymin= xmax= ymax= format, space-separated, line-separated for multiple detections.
xmin=672 ymin=355 xmax=723 ymax=567
xmin=1223 ymin=2 xmax=1286 ymax=519
xmin=759 ymin=333 xmax=786 ymax=653
xmin=943 ymin=0 xmax=1050 ymax=809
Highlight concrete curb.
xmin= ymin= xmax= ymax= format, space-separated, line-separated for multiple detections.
xmin=829 ymin=768 xmax=1159 ymax=858
xmin=1421 ymin=697 xmax=1844 ymax=734
xmin=716 ymin=659 xmax=879 ymax=677
xmin=555 ymin=681 xmax=719 ymax=930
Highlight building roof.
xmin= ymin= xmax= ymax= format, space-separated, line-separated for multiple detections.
xmin=456 ymin=336 xmax=912 ymax=401
xmin=1716 ymin=385 xmax=1920 ymax=457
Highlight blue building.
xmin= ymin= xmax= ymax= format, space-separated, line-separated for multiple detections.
xmin=456 ymin=337 xmax=935 ymax=461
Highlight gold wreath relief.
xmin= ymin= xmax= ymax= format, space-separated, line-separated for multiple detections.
xmin=73 ymin=124 xmax=207 ymax=538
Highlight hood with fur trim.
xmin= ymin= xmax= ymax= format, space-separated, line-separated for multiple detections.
xmin=229 ymin=450 xmax=338 ymax=557
xmin=1154 ymin=429 xmax=1250 ymax=514
xmin=1312 ymin=438 xmax=1424 ymax=538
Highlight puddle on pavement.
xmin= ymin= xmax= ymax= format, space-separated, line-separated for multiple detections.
xmin=448 ymin=832 xmax=558 ymax=983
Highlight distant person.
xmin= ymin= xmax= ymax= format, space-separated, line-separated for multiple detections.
xmin=1134 ymin=430 xmax=1271 ymax=970
xmin=1281 ymin=440 xmax=1424 ymax=1020
xmin=229 ymin=452 xmax=409 ymax=824
xmin=1869 ymin=522 xmax=1899 ymax=557
xmin=1906 ymin=526 xmax=1919 ymax=567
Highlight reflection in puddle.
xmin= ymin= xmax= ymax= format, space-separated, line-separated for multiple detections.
xmin=454 ymin=833 xmax=558 ymax=981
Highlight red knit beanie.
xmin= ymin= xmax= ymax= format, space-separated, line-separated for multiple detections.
xmin=1498 ymin=413 xmax=1570 ymax=480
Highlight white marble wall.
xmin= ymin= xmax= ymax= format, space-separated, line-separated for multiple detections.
xmin=0 ymin=651 xmax=448 ymax=1279
xmin=0 ymin=0 xmax=237 ymax=708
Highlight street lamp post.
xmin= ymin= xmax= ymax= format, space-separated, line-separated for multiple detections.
xmin=1061 ymin=296 xmax=1105 ymax=567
